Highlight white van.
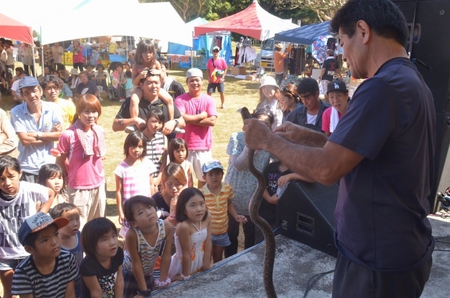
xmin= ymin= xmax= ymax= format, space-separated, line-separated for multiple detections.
xmin=255 ymin=39 xmax=288 ymax=71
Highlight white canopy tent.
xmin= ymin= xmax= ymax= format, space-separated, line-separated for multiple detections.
xmin=37 ymin=1 xmax=192 ymax=47
xmin=4 ymin=0 xmax=192 ymax=47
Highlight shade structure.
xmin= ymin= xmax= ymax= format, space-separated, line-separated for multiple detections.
xmin=35 ymin=0 xmax=192 ymax=47
xmin=194 ymin=0 xmax=297 ymax=41
xmin=0 ymin=13 xmax=33 ymax=44
xmin=274 ymin=21 xmax=331 ymax=46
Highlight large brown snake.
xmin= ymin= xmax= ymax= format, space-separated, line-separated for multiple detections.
xmin=241 ymin=107 xmax=277 ymax=298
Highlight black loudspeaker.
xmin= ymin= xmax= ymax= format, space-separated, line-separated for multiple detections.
xmin=394 ymin=0 xmax=450 ymax=212
xmin=276 ymin=180 xmax=338 ymax=257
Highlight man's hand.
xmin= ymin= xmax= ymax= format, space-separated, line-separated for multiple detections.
xmin=51 ymin=123 xmax=62 ymax=132
xmin=242 ymin=118 xmax=272 ymax=150
xmin=134 ymin=117 xmax=146 ymax=130
xmin=162 ymin=119 xmax=177 ymax=135
xmin=273 ymin=122 xmax=325 ymax=146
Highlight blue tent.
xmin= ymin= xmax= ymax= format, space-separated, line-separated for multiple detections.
xmin=168 ymin=17 xmax=232 ymax=69
xmin=274 ymin=21 xmax=331 ymax=45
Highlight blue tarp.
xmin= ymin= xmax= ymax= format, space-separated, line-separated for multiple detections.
xmin=168 ymin=17 xmax=232 ymax=69
xmin=274 ymin=21 xmax=331 ymax=45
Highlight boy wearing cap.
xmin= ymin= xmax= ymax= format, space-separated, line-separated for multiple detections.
xmin=319 ymin=49 xmax=341 ymax=94
xmin=285 ymin=78 xmax=330 ymax=132
xmin=175 ymin=68 xmax=217 ymax=188
xmin=321 ymin=80 xmax=350 ymax=136
xmin=200 ymin=160 xmax=247 ymax=263
xmin=206 ymin=46 xmax=227 ymax=109
xmin=9 ymin=76 xmax=63 ymax=183
xmin=11 ymin=212 xmax=78 ymax=297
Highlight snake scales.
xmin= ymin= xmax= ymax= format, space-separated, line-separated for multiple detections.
xmin=241 ymin=107 xmax=277 ymax=298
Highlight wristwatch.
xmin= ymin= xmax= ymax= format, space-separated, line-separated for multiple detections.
xmin=36 ymin=132 xmax=42 ymax=140
xmin=174 ymin=119 xmax=179 ymax=128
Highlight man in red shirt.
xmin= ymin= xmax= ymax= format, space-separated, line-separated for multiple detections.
xmin=206 ymin=46 xmax=227 ymax=109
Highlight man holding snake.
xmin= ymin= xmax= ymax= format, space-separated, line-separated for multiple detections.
xmin=243 ymin=0 xmax=435 ymax=297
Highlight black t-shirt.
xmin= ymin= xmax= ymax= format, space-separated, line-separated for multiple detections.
xmin=329 ymin=58 xmax=435 ymax=270
xmin=152 ymin=191 xmax=170 ymax=219
xmin=167 ymin=80 xmax=185 ymax=100
xmin=259 ymin=161 xmax=292 ymax=224
xmin=322 ymin=58 xmax=339 ymax=81
xmin=76 ymin=80 xmax=97 ymax=95
xmin=115 ymin=96 xmax=181 ymax=123
xmin=80 ymin=247 xmax=124 ymax=298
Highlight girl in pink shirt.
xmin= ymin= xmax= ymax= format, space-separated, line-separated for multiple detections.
xmin=114 ymin=131 xmax=156 ymax=238
xmin=56 ymin=94 xmax=106 ymax=228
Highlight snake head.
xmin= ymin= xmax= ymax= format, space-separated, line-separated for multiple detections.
xmin=239 ymin=107 xmax=253 ymax=121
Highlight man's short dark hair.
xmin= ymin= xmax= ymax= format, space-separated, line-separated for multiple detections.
xmin=139 ymin=68 xmax=161 ymax=84
xmin=330 ymin=0 xmax=408 ymax=47
xmin=40 ymin=75 xmax=63 ymax=90
xmin=297 ymin=78 xmax=319 ymax=95
xmin=157 ymin=57 xmax=169 ymax=69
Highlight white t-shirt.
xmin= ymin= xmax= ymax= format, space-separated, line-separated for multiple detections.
xmin=11 ymin=80 xmax=20 ymax=92
xmin=307 ymin=113 xmax=318 ymax=125
xmin=0 ymin=181 xmax=49 ymax=259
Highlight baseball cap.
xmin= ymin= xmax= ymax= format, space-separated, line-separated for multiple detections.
xmin=327 ymin=80 xmax=348 ymax=94
xmin=186 ymin=68 xmax=203 ymax=79
xmin=70 ymin=68 xmax=79 ymax=75
xmin=212 ymin=46 xmax=220 ymax=52
xmin=18 ymin=76 xmax=40 ymax=90
xmin=202 ymin=160 xmax=224 ymax=173
xmin=18 ymin=212 xmax=69 ymax=245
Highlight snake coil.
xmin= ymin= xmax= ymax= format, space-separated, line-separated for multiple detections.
xmin=241 ymin=107 xmax=277 ymax=298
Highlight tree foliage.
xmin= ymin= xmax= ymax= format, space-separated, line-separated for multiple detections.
xmin=139 ymin=0 xmax=345 ymax=24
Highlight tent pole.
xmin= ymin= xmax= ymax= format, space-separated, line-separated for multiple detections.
xmin=41 ymin=45 xmax=45 ymax=76
xmin=31 ymin=44 xmax=37 ymax=78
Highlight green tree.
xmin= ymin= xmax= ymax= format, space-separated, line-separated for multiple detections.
xmin=260 ymin=0 xmax=345 ymax=24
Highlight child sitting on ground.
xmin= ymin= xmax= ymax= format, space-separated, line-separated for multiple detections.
xmin=111 ymin=63 xmax=126 ymax=102
xmin=80 ymin=218 xmax=124 ymax=298
xmin=200 ymin=160 xmax=247 ymax=263
xmin=122 ymin=196 xmax=173 ymax=296
xmin=12 ymin=212 xmax=78 ymax=297
xmin=50 ymin=203 xmax=83 ymax=298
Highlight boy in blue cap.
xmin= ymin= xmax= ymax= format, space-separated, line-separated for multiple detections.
xmin=11 ymin=212 xmax=78 ymax=298
xmin=200 ymin=160 xmax=247 ymax=263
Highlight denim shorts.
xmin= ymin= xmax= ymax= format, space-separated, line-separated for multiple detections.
xmin=207 ymin=82 xmax=225 ymax=93
xmin=211 ymin=232 xmax=231 ymax=247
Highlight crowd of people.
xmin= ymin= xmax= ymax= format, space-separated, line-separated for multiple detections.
xmin=0 ymin=1 xmax=436 ymax=297
xmin=0 ymin=33 xmax=350 ymax=296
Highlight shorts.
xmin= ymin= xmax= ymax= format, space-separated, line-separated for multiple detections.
xmin=68 ymin=182 xmax=106 ymax=228
xmin=0 ymin=258 xmax=24 ymax=271
xmin=187 ymin=150 xmax=212 ymax=182
xmin=211 ymin=232 xmax=231 ymax=247
xmin=207 ymin=82 xmax=225 ymax=93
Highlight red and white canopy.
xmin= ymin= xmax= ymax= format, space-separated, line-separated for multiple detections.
xmin=194 ymin=0 xmax=298 ymax=41
xmin=0 ymin=13 xmax=33 ymax=44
